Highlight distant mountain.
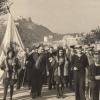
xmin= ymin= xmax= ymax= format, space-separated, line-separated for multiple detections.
xmin=0 ymin=17 xmax=64 ymax=47
xmin=15 ymin=17 xmax=63 ymax=47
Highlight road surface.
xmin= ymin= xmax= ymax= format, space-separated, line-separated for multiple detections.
xmin=0 ymin=83 xmax=75 ymax=100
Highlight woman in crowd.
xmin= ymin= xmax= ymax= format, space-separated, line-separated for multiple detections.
xmin=47 ymin=46 xmax=56 ymax=90
xmin=54 ymin=47 xmax=68 ymax=98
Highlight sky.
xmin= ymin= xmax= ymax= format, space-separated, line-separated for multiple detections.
xmin=9 ymin=0 xmax=100 ymax=33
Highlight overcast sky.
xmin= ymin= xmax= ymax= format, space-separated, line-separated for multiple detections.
xmin=10 ymin=0 xmax=100 ymax=33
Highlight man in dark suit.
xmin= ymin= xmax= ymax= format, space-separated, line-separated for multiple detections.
xmin=88 ymin=50 xmax=100 ymax=100
xmin=71 ymin=45 xmax=89 ymax=100
xmin=35 ymin=46 xmax=47 ymax=97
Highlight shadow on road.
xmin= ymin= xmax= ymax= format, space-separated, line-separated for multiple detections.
xmin=0 ymin=85 xmax=75 ymax=100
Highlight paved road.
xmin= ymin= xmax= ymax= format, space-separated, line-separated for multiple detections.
xmin=0 ymin=83 xmax=75 ymax=100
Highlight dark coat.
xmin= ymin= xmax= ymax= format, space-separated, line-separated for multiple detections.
xmin=35 ymin=53 xmax=47 ymax=75
xmin=88 ymin=64 xmax=100 ymax=100
xmin=88 ymin=64 xmax=100 ymax=81
xmin=72 ymin=53 xmax=89 ymax=100
xmin=71 ymin=53 xmax=89 ymax=73
xmin=25 ymin=53 xmax=36 ymax=84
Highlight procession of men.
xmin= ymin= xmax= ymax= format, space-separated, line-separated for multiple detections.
xmin=0 ymin=42 xmax=100 ymax=100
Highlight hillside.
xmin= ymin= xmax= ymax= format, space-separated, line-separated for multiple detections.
xmin=0 ymin=17 xmax=63 ymax=47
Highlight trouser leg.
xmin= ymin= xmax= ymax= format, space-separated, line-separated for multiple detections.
xmin=3 ymin=79 xmax=9 ymax=100
xmin=31 ymin=79 xmax=37 ymax=98
xmin=91 ymin=82 xmax=99 ymax=100
xmin=60 ymin=83 xmax=64 ymax=97
xmin=69 ymin=70 xmax=73 ymax=88
xmin=39 ymin=80 xmax=43 ymax=96
xmin=3 ymin=85 xmax=8 ymax=100
xmin=27 ymin=69 xmax=32 ymax=88
xmin=64 ymin=76 xmax=68 ymax=88
xmin=48 ymin=73 xmax=52 ymax=90
xmin=56 ymin=83 xmax=64 ymax=98
xmin=56 ymin=84 xmax=60 ymax=97
xmin=79 ymin=75 xmax=86 ymax=100
xmin=37 ymin=75 xmax=43 ymax=96
xmin=74 ymin=71 xmax=80 ymax=100
xmin=53 ymin=81 xmax=56 ymax=89
xmin=31 ymin=87 xmax=36 ymax=98
xmin=85 ymin=84 xmax=89 ymax=99
xmin=10 ymin=85 xmax=14 ymax=100
xmin=79 ymin=82 xmax=86 ymax=100
xmin=16 ymin=81 xmax=20 ymax=89
xmin=16 ymin=72 xmax=21 ymax=90
xmin=52 ymin=75 xmax=56 ymax=89
xmin=75 ymin=82 xmax=80 ymax=100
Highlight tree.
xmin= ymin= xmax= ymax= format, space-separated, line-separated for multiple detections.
xmin=0 ymin=0 xmax=10 ymax=15
xmin=91 ymin=26 xmax=100 ymax=41
xmin=82 ymin=26 xmax=100 ymax=45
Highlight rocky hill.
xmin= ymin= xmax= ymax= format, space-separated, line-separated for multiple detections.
xmin=0 ymin=17 xmax=63 ymax=47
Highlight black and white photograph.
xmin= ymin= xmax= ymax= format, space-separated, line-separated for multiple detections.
xmin=0 ymin=0 xmax=100 ymax=100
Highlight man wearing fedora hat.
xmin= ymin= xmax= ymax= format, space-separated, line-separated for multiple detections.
xmin=85 ymin=46 xmax=95 ymax=99
xmin=88 ymin=50 xmax=100 ymax=100
xmin=71 ymin=45 xmax=89 ymax=100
